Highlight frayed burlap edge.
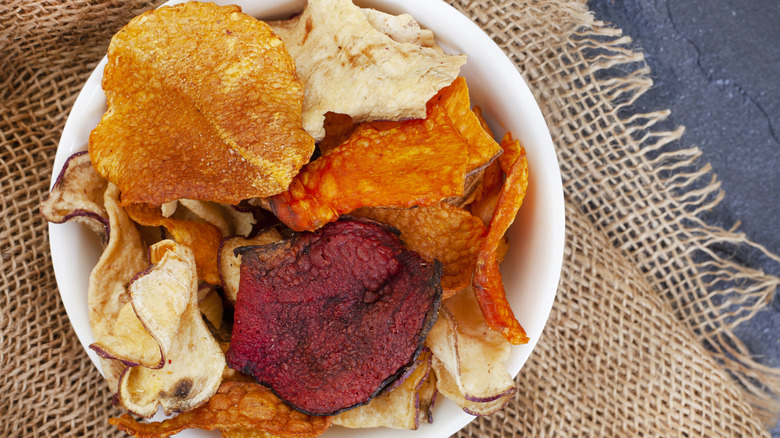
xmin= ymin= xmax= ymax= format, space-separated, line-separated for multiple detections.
xmin=452 ymin=0 xmax=780 ymax=426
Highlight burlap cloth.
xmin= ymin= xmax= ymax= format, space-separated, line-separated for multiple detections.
xmin=2 ymin=0 xmax=779 ymax=436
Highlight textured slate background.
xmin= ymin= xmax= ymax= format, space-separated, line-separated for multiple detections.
xmin=587 ymin=0 xmax=779 ymax=433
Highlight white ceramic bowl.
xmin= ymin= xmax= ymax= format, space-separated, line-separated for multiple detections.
xmin=49 ymin=1 xmax=565 ymax=436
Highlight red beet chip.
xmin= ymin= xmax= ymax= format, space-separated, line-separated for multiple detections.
xmin=226 ymin=217 xmax=442 ymax=415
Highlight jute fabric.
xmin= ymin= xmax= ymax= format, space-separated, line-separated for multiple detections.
xmin=2 ymin=0 xmax=778 ymax=436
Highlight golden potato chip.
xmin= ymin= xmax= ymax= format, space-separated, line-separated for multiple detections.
xmin=90 ymin=1 xmax=314 ymax=206
xmin=266 ymin=104 xmax=469 ymax=231
xmin=426 ymin=288 xmax=516 ymax=414
xmin=117 ymin=240 xmax=225 ymax=418
xmin=125 ymin=203 xmax=223 ymax=285
xmin=110 ymin=381 xmax=333 ymax=438
xmin=473 ymin=140 xmax=530 ymax=345
xmin=354 ymin=203 xmax=487 ymax=298
xmin=428 ymin=77 xmax=502 ymax=172
xmin=270 ymin=0 xmax=465 ymax=141
xmin=334 ymin=350 xmax=432 ymax=430
xmin=218 ymin=227 xmax=284 ymax=303
xmin=198 ymin=285 xmax=224 ymax=330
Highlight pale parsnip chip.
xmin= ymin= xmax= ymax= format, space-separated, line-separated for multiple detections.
xmin=360 ymin=9 xmax=438 ymax=49
xmin=41 ymin=152 xmax=160 ymax=387
xmin=117 ymin=240 xmax=225 ymax=418
xmin=425 ymin=287 xmax=516 ymax=414
xmin=270 ymin=0 xmax=466 ymax=141
xmin=334 ymin=350 xmax=432 ymax=430
xmin=41 ymin=151 xmax=109 ymax=239
xmin=218 ymin=228 xmax=284 ymax=303
xmin=198 ymin=284 xmax=224 ymax=330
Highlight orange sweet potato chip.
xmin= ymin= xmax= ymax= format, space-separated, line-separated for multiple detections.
xmin=125 ymin=203 xmax=222 ymax=285
xmin=427 ymin=77 xmax=502 ymax=172
xmin=90 ymin=2 xmax=314 ymax=206
xmin=355 ymin=203 xmax=487 ymax=298
xmin=266 ymin=104 xmax=469 ymax=231
xmin=472 ymin=134 xmax=530 ymax=345
xmin=109 ymin=381 xmax=332 ymax=438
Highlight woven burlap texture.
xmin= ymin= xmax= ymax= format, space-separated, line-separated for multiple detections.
xmin=2 ymin=0 xmax=778 ymax=436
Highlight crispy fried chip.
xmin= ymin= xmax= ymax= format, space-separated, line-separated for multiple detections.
xmin=317 ymin=112 xmax=356 ymax=156
xmin=266 ymin=104 xmax=469 ymax=231
xmin=41 ymin=155 xmax=158 ymax=382
xmin=109 ymin=381 xmax=333 ymax=438
xmin=469 ymin=158 xmax=503 ymax=227
xmin=269 ymin=0 xmax=465 ymax=141
xmin=426 ymin=288 xmax=516 ymax=415
xmin=90 ymin=2 xmax=314 ymax=206
xmin=41 ymin=152 xmax=109 ymax=240
xmin=354 ymin=203 xmax=487 ymax=298
xmin=428 ymin=77 xmax=502 ymax=172
xmin=117 ymin=240 xmax=225 ymax=418
xmin=473 ymin=136 xmax=529 ymax=345
xmin=334 ymin=350 xmax=432 ymax=430
xmin=218 ymin=227 xmax=284 ymax=303
xmin=125 ymin=203 xmax=223 ymax=285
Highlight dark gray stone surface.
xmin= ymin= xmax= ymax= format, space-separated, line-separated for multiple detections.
xmin=587 ymin=0 xmax=779 ymax=433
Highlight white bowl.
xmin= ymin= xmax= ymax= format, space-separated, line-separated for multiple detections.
xmin=48 ymin=1 xmax=565 ymax=437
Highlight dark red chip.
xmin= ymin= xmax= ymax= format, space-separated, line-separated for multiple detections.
xmin=226 ymin=217 xmax=442 ymax=416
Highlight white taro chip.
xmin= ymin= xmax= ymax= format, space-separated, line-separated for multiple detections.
xmin=218 ymin=227 xmax=284 ymax=303
xmin=117 ymin=240 xmax=225 ymax=418
xmin=270 ymin=0 xmax=466 ymax=141
xmin=334 ymin=350 xmax=433 ymax=430
xmin=425 ymin=287 xmax=517 ymax=415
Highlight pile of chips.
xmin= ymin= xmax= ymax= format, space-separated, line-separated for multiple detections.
xmin=41 ymin=0 xmax=530 ymax=436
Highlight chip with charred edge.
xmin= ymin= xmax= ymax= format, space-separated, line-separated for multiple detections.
xmin=218 ymin=227 xmax=284 ymax=303
xmin=334 ymin=349 xmax=432 ymax=430
xmin=354 ymin=203 xmax=487 ymax=298
xmin=473 ymin=139 xmax=530 ymax=345
xmin=90 ymin=2 xmax=314 ymax=206
xmin=41 ymin=151 xmax=109 ymax=241
xmin=110 ymin=381 xmax=332 ymax=438
xmin=269 ymin=0 xmax=465 ymax=141
xmin=226 ymin=218 xmax=442 ymax=416
xmin=125 ymin=203 xmax=222 ymax=285
xmin=266 ymin=104 xmax=469 ymax=231
xmin=425 ymin=287 xmax=516 ymax=410
xmin=428 ymin=77 xmax=502 ymax=172
xmin=117 ymin=240 xmax=225 ymax=418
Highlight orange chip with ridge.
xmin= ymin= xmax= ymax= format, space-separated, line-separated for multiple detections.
xmin=109 ymin=381 xmax=333 ymax=438
xmin=267 ymin=104 xmax=470 ymax=231
xmin=473 ymin=135 xmax=529 ymax=345
xmin=125 ymin=203 xmax=223 ymax=285
xmin=427 ymin=77 xmax=502 ymax=172
xmin=355 ymin=203 xmax=487 ymax=298
xmin=89 ymin=2 xmax=314 ymax=206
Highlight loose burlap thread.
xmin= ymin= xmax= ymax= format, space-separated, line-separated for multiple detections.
xmin=2 ymin=0 xmax=779 ymax=436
